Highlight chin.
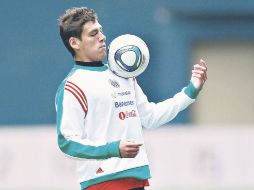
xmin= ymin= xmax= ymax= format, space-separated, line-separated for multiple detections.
xmin=98 ymin=54 xmax=106 ymax=61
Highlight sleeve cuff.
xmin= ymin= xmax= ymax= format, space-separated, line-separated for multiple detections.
xmin=106 ymin=140 xmax=121 ymax=158
xmin=184 ymin=81 xmax=200 ymax=99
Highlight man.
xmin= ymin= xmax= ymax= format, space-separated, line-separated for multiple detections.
xmin=55 ymin=7 xmax=207 ymax=190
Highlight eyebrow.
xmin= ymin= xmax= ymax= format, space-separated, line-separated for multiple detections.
xmin=89 ymin=29 xmax=99 ymax=35
xmin=88 ymin=25 xmax=103 ymax=34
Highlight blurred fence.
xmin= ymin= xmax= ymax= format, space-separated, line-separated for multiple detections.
xmin=0 ymin=125 xmax=253 ymax=190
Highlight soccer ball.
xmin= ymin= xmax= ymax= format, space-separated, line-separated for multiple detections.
xmin=107 ymin=34 xmax=150 ymax=78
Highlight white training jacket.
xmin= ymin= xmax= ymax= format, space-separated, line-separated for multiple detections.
xmin=55 ymin=63 xmax=197 ymax=190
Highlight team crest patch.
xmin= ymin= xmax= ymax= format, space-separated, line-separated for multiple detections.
xmin=108 ymin=79 xmax=120 ymax=88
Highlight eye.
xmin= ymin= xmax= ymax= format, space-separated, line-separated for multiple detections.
xmin=90 ymin=31 xmax=98 ymax=36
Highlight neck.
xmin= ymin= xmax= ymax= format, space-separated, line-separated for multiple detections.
xmin=75 ymin=60 xmax=103 ymax=67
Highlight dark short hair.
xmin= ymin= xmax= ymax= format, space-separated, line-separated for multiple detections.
xmin=58 ymin=7 xmax=98 ymax=57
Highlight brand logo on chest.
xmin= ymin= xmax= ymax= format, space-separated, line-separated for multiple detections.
xmin=111 ymin=91 xmax=131 ymax=99
xmin=119 ymin=110 xmax=137 ymax=120
xmin=115 ymin=100 xmax=134 ymax=108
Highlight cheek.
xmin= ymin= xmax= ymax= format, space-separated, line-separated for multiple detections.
xmin=83 ymin=41 xmax=97 ymax=52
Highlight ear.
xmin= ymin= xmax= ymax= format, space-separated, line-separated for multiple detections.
xmin=69 ymin=37 xmax=80 ymax=51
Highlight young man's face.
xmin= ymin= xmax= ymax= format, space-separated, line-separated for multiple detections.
xmin=75 ymin=20 xmax=106 ymax=62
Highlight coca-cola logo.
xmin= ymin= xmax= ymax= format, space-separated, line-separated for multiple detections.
xmin=119 ymin=110 xmax=137 ymax=120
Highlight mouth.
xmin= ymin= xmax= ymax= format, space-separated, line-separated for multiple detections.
xmin=99 ymin=44 xmax=106 ymax=49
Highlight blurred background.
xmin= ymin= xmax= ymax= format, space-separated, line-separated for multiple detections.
xmin=0 ymin=0 xmax=253 ymax=189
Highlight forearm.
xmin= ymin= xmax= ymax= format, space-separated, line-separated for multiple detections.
xmin=58 ymin=133 xmax=121 ymax=160
xmin=139 ymin=89 xmax=195 ymax=129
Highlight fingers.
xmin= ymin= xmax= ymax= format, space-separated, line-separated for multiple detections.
xmin=201 ymin=60 xmax=208 ymax=82
xmin=200 ymin=59 xmax=207 ymax=68
xmin=126 ymin=142 xmax=142 ymax=148
xmin=192 ymin=59 xmax=208 ymax=82
xmin=190 ymin=59 xmax=208 ymax=90
xmin=119 ymin=140 xmax=143 ymax=158
xmin=124 ymin=147 xmax=140 ymax=157
xmin=124 ymin=151 xmax=139 ymax=158
xmin=192 ymin=69 xmax=207 ymax=81
xmin=121 ymin=148 xmax=140 ymax=158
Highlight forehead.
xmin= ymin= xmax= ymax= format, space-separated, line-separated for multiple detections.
xmin=82 ymin=20 xmax=102 ymax=34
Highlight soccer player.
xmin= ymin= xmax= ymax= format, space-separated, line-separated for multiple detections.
xmin=55 ymin=7 xmax=207 ymax=190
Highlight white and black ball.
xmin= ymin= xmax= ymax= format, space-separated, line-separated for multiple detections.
xmin=107 ymin=34 xmax=150 ymax=78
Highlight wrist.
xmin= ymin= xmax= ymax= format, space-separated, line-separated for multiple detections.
xmin=106 ymin=140 xmax=121 ymax=158
xmin=184 ymin=81 xmax=200 ymax=99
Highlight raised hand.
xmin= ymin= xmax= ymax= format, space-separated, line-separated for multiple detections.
xmin=191 ymin=59 xmax=208 ymax=90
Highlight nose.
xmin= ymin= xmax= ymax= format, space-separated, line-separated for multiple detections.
xmin=99 ymin=32 xmax=106 ymax=42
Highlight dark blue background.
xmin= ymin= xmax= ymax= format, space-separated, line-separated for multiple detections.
xmin=1 ymin=0 xmax=254 ymax=125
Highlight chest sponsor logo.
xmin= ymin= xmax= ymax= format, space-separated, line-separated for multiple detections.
xmin=111 ymin=91 xmax=131 ymax=99
xmin=115 ymin=100 xmax=134 ymax=108
xmin=119 ymin=110 xmax=137 ymax=120
xmin=108 ymin=79 xmax=120 ymax=88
